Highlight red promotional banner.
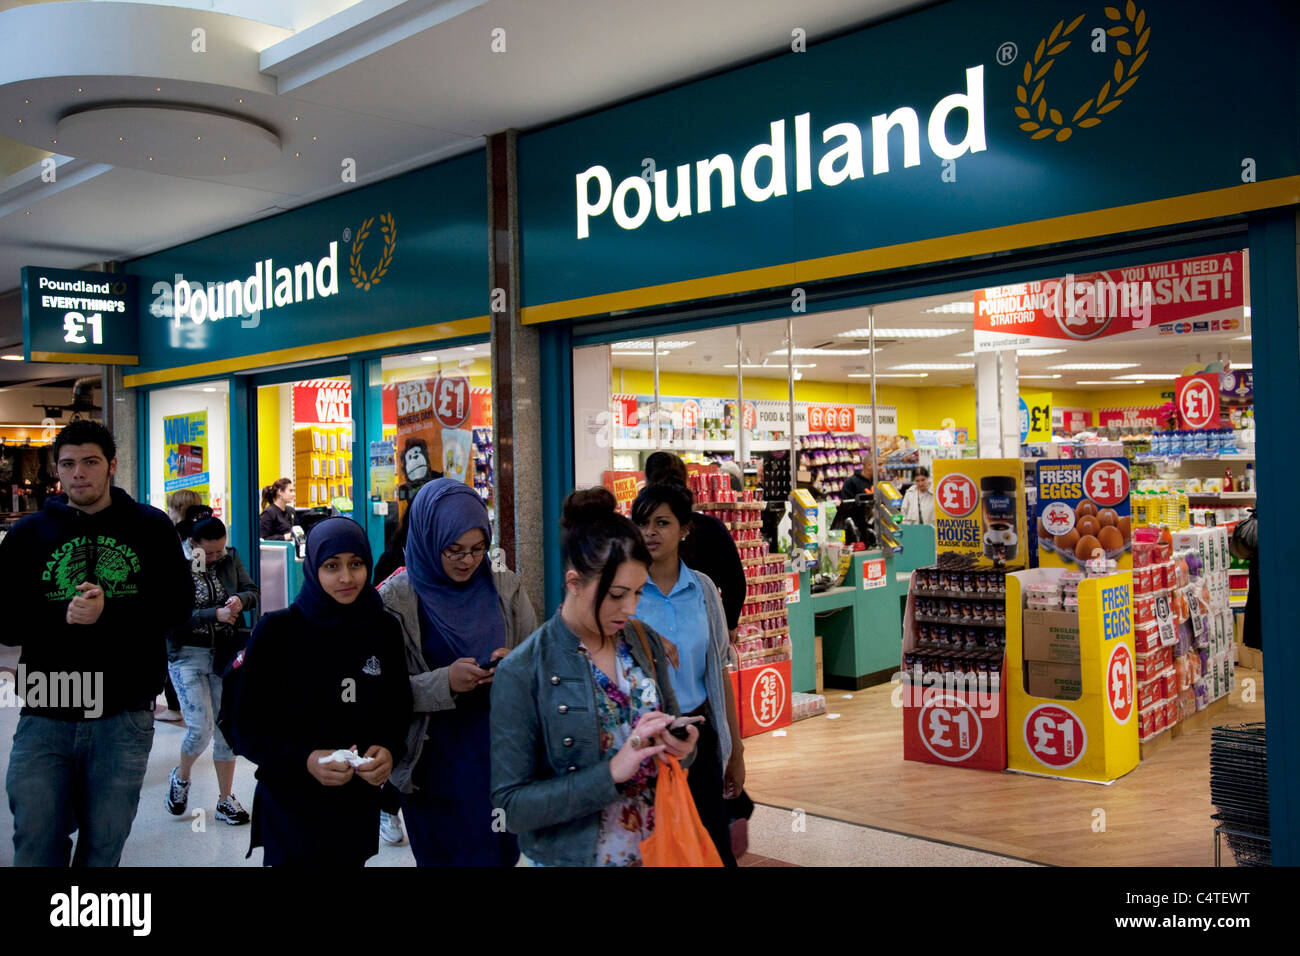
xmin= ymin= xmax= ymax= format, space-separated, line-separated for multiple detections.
xmin=1060 ymin=408 xmax=1093 ymax=434
xmin=602 ymin=470 xmax=643 ymax=515
xmin=974 ymin=252 xmax=1244 ymax=352
xmin=806 ymin=404 xmax=856 ymax=433
xmin=292 ymin=380 xmax=351 ymax=424
xmin=1176 ymin=374 xmax=1221 ymax=430
xmin=1098 ymin=407 xmax=1165 ymax=430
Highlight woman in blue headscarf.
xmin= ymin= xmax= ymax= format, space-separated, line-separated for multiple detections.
xmin=379 ymin=478 xmax=537 ymax=866
xmin=229 ymin=517 xmax=412 ymax=867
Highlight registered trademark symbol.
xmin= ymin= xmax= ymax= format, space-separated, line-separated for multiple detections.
xmin=996 ymin=41 xmax=1018 ymax=65
xmin=342 ymin=227 xmax=352 ymax=242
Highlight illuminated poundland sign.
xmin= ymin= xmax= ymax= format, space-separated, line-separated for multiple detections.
xmin=152 ymin=242 xmax=339 ymax=325
xmin=575 ymin=66 xmax=986 ymax=239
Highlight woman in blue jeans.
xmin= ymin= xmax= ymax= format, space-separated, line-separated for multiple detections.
xmin=164 ymin=509 xmax=258 ymax=825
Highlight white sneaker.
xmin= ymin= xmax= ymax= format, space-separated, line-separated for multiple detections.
xmin=379 ymin=811 xmax=406 ymax=846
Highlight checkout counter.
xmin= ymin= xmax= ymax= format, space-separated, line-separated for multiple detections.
xmin=259 ymin=539 xmax=305 ymax=613
xmin=786 ymin=524 xmax=937 ymax=691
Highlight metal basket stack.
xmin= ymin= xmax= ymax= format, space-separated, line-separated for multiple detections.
xmin=1210 ymin=722 xmax=1270 ymax=866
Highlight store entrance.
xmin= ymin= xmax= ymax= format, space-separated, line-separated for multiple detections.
xmin=571 ymin=244 xmax=1259 ymax=864
xmin=250 ymin=362 xmax=353 ymax=612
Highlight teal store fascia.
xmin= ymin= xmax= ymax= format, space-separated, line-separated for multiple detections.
xmin=121 ymin=149 xmax=491 ymax=569
xmin=515 ymin=0 xmax=1300 ymax=862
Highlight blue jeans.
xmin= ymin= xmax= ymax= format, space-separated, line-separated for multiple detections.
xmin=6 ymin=709 xmax=155 ymax=866
xmin=168 ymin=646 xmax=233 ymax=762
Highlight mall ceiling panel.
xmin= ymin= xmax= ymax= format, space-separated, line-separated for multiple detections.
xmin=280 ymin=0 xmax=931 ymax=135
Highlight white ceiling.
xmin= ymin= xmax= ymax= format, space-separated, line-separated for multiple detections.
xmin=0 ymin=0 xmax=935 ymax=361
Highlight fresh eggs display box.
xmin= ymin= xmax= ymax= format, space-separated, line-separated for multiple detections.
xmin=899 ymin=570 xmax=1007 ymax=771
xmin=932 ymin=459 xmax=1027 ymax=571
xmin=1036 ymin=458 xmax=1132 ymax=570
xmin=1006 ymin=568 xmax=1140 ymax=784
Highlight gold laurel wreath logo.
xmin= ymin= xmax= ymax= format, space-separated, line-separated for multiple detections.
xmin=349 ymin=212 xmax=397 ymax=291
xmin=1015 ymin=3 xmax=1149 ymax=143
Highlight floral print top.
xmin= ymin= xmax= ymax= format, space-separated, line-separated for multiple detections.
xmin=583 ymin=635 xmax=661 ymax=867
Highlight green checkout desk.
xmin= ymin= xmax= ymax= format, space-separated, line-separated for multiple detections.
xmin=787 ymin=525 xmax=937 ymax=692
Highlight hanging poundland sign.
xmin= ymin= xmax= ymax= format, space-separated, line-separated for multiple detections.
xmin=575 ymin=67 xmax=985 ymax=239
xmin=20 ymin=266 xmax=139 ymax=364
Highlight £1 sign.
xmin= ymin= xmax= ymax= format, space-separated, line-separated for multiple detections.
xmin=1023 ymin=704 xmax=1087 ymax=770
xmin=433 ymin=374 xmax=470 ymax=429
xmin=1176 ymin=374 xmax=1219 ymax=431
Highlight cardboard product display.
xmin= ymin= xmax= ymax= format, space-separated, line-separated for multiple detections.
xmin=932 ymin=459 xmax=1027 ymax=570
xmin=737 ymin=659 xmax=792 ymax=737
xmin=901 ymin=569 xmax=1008 ymax=771
xmin=1007 ymin=568 xmax=1139 ymax=783
xmin=1035 ymin=458 xmax=1132 ymax=571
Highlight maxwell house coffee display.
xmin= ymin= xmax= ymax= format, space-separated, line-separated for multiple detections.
xmin=932 ymin=459 xmax=1027 ymax=571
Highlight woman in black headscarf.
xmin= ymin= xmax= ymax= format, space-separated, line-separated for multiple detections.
xmin=229 ymin=517 xmax=412 ymax=867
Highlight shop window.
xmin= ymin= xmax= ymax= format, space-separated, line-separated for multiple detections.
xmin=147 ymin=380 xmax=231 ymax=529
xmin=365 ymin=343 xmax=494 ymax=558
xmin=254 ymin=375 xmax=353 ymax=531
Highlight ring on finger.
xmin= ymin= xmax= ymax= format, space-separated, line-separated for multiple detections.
xmin=629 ymin=734 xmax=642 ymax=749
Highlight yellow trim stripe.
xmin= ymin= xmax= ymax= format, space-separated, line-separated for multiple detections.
xmin=520 ymin=176 xmax=1300 ymax=325
xmin=31 ymin=351 xmax=139 ymax=365
xmin=123 ymin=316 xmax=491 ymax=388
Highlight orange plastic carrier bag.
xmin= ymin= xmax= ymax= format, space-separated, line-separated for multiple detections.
xmin=638 ymin=755 xmax=724 ymax=867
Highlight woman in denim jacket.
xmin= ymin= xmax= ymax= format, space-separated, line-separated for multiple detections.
xmin=490 ymin=487 xmax=699 ymax=866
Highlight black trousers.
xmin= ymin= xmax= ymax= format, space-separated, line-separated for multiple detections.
xmin=686 ymin=710 xmax=737 ymax=867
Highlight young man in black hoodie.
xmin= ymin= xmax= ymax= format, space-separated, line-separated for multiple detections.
xmin=1 ymin=420 xmax=193 ymax=866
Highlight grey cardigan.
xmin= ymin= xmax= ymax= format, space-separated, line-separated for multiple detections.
xmin=488 ymin=611 xmax=691 ymax=867
xmin=378 ymin=566 xmax=538 ymax=793
xmin=690 ymin=572 xmax=737 ymax=777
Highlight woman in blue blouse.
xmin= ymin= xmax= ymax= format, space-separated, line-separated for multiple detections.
xmin=631 ymin=481 xmax=745 ymax=866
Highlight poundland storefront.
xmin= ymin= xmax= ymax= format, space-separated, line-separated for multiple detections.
xmin=120 ymin=152 xmax=493 ymax=592
xmin=514 ymin=0 xmax=1300 ymax=863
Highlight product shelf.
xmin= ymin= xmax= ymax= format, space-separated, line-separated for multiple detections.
xmin=1185 ymin=492 xmax=1256 ymax=500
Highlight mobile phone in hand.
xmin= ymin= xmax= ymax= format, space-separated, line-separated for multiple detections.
xmin=476 ymin=654 xmax=501 ymax=671
xmin=668 ymin=715 xmax=705 ymax=740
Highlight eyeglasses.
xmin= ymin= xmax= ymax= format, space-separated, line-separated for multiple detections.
xmin=443 ymin=545 xmax=488 ymax=562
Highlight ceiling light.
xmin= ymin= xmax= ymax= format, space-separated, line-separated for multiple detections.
xmin=610 ymin=351 xmax=654 ymax=356
xmin=463 ymin=346 xmax=478 ymax=352
xmin=611 ymin=339 xmax=695 ymax=351
xmin=923 ymin=302 xmax=976 ymax=314
xmin=771 ymin=347 xmax=878 ymax=356
xmin=419 ymin=355 xmax=439 ymax=362
xmin=1048 ymin=362 xmax=1139 ymax=370
xmin=723 ymin=362 xmax=817 ymax=369
xmin=847 ymin=372 xmax=929 ymax=378
xmin=1016 ymin=348 xmax=1067 ymax=356
xmin=1112 ymin=373 xmax=1179 ymax=380
xmin=954 ymin=350 xmax=975 ymax=357
xmin=838 ymin=328 xmax=963 ymax=338
xmin=889 ymin=363 xmax=974 ymax=370
xmin=1019 ymin=374 xmax=1062 ymax=379
xmin=1 ymin=354 xmax=24 ymax=361
xmin=202 ymin=387 xmax=218 ymax=393
xmin=1074 ymin=380 xmax=1132 ymax=385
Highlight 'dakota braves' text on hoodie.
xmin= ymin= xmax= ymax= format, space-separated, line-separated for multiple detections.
xmin=0 ymin=487 xmax=194 ymax=719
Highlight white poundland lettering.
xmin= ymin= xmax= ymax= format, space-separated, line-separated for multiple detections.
xmin=159 ymin=241 xmax=339 ymax=326
xmin=575 ymin=66 xmax=986 ymax=239
xmin=49 ymin=886 xmax=152 ymax=937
